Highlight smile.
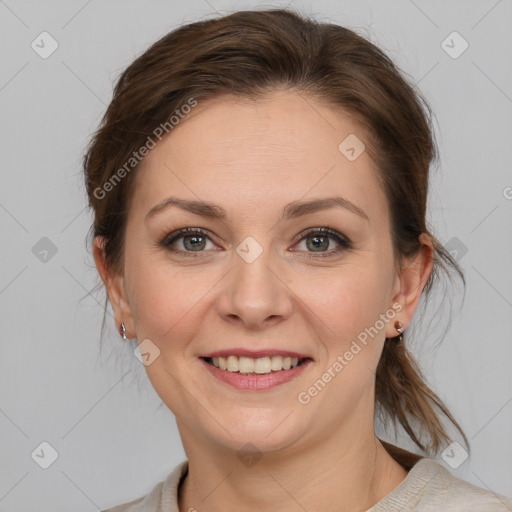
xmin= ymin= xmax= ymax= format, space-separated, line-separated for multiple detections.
xmin=203 ymin=355 xmax=307 ymax=374
xmin=200 ymin=354 xmax=313 ymax=391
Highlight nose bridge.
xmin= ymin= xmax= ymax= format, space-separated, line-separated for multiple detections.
xmin=217 ymin=235 xmax=293 ymax=328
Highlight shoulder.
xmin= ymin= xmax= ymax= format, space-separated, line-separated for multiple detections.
xmin=427 ymin=459 xmax=512 ymax=510
xmin=101 ymin=460 xmax=188 ymax=512
xmin=370 ymin=457 xmax=512 ymax=511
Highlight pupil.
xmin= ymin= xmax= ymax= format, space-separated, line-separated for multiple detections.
xmin=309 ymin=235 xmax=328 ymax=251
xmin=184 ymin=235 xmax=205 ymax=251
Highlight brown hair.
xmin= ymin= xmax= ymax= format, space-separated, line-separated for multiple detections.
xmin=83 ymin=7 xmax=469 ymax=456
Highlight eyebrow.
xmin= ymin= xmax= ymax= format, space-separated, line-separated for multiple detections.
xmin=145 ymin=196 xmax=369 ymax=223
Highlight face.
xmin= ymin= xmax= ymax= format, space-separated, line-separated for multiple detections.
xmin=97 ymin=90 xmax=426 ymax=456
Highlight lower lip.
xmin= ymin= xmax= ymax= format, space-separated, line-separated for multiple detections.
xmin=199 ymin=358 xmax=312 ymax=391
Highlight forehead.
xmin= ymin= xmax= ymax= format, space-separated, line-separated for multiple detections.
xmin=131 ymin=90 xmax=386 ymax=226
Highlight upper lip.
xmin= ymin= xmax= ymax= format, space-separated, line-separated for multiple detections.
xmin=199 ymin=349 xmax=313 ymax=360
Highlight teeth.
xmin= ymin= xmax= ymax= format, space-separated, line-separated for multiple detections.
xmin=271 ymin=356 xmax=283 ymax=371
xmin=227 ymin=355 xmax=239 ymax=372
xmin=210 ymin=355 xmax=301 ymax=373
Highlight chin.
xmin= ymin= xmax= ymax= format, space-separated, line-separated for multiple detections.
xmin=207 ymin=413 xmax=305 ymax=455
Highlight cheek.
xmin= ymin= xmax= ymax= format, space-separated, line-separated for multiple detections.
xmin=124 ymin=251 xmax=214 ymax=343
xmin=294 ymin=266 xmax=390 ymax=400
xmin=291 ymin=262 xmax=389 ymax=339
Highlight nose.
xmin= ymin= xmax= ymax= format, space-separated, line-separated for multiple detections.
xmin=216 ymin=246 xmax=294 ymax=330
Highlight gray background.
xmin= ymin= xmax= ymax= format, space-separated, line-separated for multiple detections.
xmin=1 ymin=0 xmax=511 ymax=510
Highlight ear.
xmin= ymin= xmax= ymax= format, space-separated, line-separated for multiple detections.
xmin=385 ymin=233 xmax=434 ymax=338
xmin=92 ymin=236 xmax=135 ymax=339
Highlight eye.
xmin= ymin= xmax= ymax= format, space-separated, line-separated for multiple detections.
xmin=160 ymin=227 xmax=216 ymax=257
xmin=160 ymin=226 xmax=352 ymax=259
xmin=291 ymin=227 xmax=352 ymax=259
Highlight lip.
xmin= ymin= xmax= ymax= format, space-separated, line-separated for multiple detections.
xmin=199 ymin=349 xmax=312 ymax=359
xmin=200 ymin=357 xmax=313 ymax=391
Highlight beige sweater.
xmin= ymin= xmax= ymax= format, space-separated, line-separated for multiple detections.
xmin=103 ymin=455 xmax=512 ymax=511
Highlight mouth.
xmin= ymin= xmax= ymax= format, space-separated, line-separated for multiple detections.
xmin=200 ymin=355 xmax=313 ymax=391
xmin=201 ymin=355 xmax=312 ymax=375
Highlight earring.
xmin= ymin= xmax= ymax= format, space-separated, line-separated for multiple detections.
xmin=394 ymin=320 xmax=404 ymax=342
xmin=119 ymin=322 xmax=128 ymax=340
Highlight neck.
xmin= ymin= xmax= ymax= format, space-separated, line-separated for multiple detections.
xmin=177 ymin=424 xmax=408 ymax=512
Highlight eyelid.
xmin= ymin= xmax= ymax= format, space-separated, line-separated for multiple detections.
xmin=291 ymin=226 xmax=351 ymax=245
xmin=161 ymin=227 xmax=219 ymax=256
xmin=289 ymin=227 xmax=352 ymax=258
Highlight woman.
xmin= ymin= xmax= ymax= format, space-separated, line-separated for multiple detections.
xmin=85 ymin=8 xmax=512 ymax=511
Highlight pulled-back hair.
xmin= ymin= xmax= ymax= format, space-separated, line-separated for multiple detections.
xmin=83 ymin=7 xmax=469 ymax=456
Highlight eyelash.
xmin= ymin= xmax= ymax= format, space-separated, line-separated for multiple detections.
xmin=160 ymin=227 xmax=352 ymax=259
